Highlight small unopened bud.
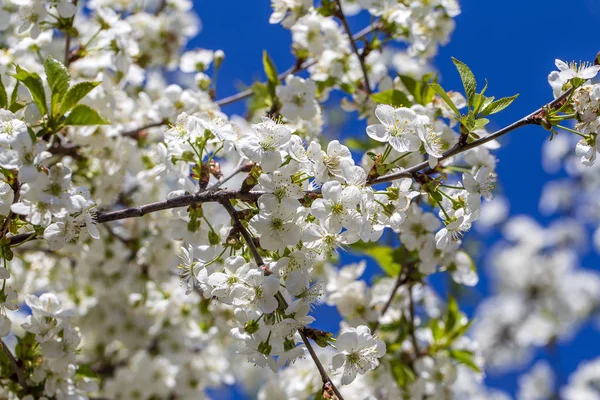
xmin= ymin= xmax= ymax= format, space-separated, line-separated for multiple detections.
xmin=595 ymin=51 xmax=600 ymax=66
xmin=214 ymin=50 xmax=225 ymax=70
xmin=195 ymin=72 xmax=211 ymax=91
xmin=209 ymin=160 xmax=223 ymax=179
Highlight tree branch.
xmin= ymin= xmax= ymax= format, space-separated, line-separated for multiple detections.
xmin=121 ymin=120 xmax=168 ymax=139
xmin=372 ymin=271 xmax=409 ymax=333
xmin=219 ymin=198 xmax=343 ymax=399
xmin=299 ymin=328 xmax=345 ymax=400
xmin=335 ymin=0 xmax=372 ymax=94
xmin=218 ymin=198 xmax=265 ymax=269
xmin=369 ymin=88 xmax=574 ymax=185
xmin=0 ymin=338 xmax=29 ymax=392
xmin=96 ymin=190 xmax=261 ymax=224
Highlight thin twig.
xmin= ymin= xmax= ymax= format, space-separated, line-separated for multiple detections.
xmin=121 ymin=120 xmax=168 ymax=138
xmin=64 ymin=0 xmax=79 ymax=67
xmin=372 ymin=272 xmax=409 ymax=333
xmin=299 ymin=328 xmax=345 ymax=400
xmin=369 ymin=87 xmax=574 ymax=185
xmin=215 ymin=22 xmax=380 ymax=107
xmin=0 ymin=338 xmax=29 ymax=391
xmin=219 ymin=198 xmax=343 ymax=399
xmin=407 ymin=283 xmax=419 ymax=356
xmin=6 ymin=90 xmax=573 ymax=247
xmin=218 ymin=198 xmax=264 ymax=268
xmin=96 ymin=190 xmax=261 ymax=224
xmin=335 ymin=0 xmax=371 ymax=94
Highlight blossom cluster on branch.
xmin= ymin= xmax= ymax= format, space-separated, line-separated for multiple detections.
xmin=0 ymin=0 xmax=598 ymax=399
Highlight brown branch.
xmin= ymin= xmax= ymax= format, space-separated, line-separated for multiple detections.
xmin=214 ymin=22 xmax=380 ymax=107
xmin=64 ymin=0 xmax=79 ymax=67
xmin=369 ymin=87 xmax=574 ymax=185
xmin=218 ymin=198 xmax=264 ymax=268
xmin=121 ymin=120 xmax=168 ymax=139
xmin=0 ymin=338 xmax=29 ymax=392
xmin=299 ymin=328 xmax=345 ymax=400
xmin=96 ymin=190 xmax=261 ymax=224
xmin=407 ymin=283 xmax=419 ymax=356
xmin=335 ymin=0 xmax=372 ymax=94
xmin=219 ymin=199 xmax=343 ymax=399
xmin=372 ymin=272 xmax=409 ymax=333
xmin=6 ymin=88 xmax=573 ymax=250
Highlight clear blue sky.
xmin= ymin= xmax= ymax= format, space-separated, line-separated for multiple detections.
xmin=191 ymin=1 xmax=600 ymax=397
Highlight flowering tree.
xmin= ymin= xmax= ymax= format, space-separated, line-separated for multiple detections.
xmin=0 ymin=0 xmax=599 ymax=399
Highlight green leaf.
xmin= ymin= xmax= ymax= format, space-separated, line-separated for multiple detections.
xmin=262 ymin=50 xmax=280 ymax=86
xmin=370 ymin=89 xmax=411 ymax=108
xmin=398 ymin=75 xmax=419 ymax=103
xmin=59 ymin=81 xmax=100 ymax=115
xmin=11 ymin=65 xmax=47 ymax=115
xmin=449 ymin=349 xmax=481 ymax=373
xmin=480 ymin=94 xmax=519 ymax=117
xmin=430 ymin=83 xmax=460 ymax=116
xmin=451 ymin=57 xmax=477 ymax=106
xmin=64 ymin=104 xmax=109 ymax=126
xmin=361 ymin=245 xmax=402 ymax=276
xmin=345 ymin=137 xmax=377 ymax=151
xmin=10 ymin=80 xmax=19 ymax=105
xmin=44 ymin=57 xmax=70 ymax=115
xmin=445 ymin=296 xmax=459 ymax=333
xmin=472 ymin=118 xmax=490 ymax=130
xmin=0 ymin=75 xmax=7 ymax=109
xmin=473 ymin=79 xmax=489 ymax=115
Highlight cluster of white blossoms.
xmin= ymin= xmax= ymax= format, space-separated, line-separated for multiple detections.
xmin=0 ymin=0 xmax=598 ymax=399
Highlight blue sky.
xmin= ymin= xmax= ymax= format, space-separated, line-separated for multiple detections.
xmin=191 ymin=0 xmax=600 ymax=397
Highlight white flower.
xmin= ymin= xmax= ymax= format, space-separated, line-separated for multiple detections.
xmin=435 ymin=209 xmax=470 ymax=251
xmin=176 ymin=245 xmax=205 ymax=295
xmin=331 ymin=325 xmax=386 ymax=385
xmin=207 ymin=256 xmax=254 ymax=305
xmin=548 ymin=59 xmax=600 ymax=97
xmin=463 ymin=166 xmax=496 ymax=213
xmin=0 ymin=110 xmax=28 ymax=144
xmin=257 ymin=168 xmax=304 ymax=211
xmin=0 ymin=315 xmax=10 ymax=337
xmin=449 ymin=251 xmax=478 ymax=287
xmin=240 ymin=118 xmax=293 ymax=172
xmin=303 ymin=221 xmax=360 ymax=254
xmin=245 ymin=270 xmax=280 ymax=313
xmin=311 ymin=181 xmax=361 ymax=232
xmin=276 ymin=75 xmax=319 ymax=120
xmin=250 ymin=207 xmax=302 ymax=253
xmin=575 ymin=136 xmax=597 ymax=166
xmin=308 ymin=140 xmax=354 ymax=184
xmin=180 ymin=49 xmax=214 ymax=72
xmin=367 ymin=105 xmax=427 ymax=153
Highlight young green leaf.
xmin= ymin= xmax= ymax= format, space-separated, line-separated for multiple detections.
xmin=11 ymin=65 xmax=47 ymax=115
xmin=451 ymin=57 xmax=477 ymax=106
xmin=370 ymin=89 xmax=411 ymax=108
xmin=449 ymin=349 xmax=481 ymax=373
xmin=64 ymin=104 xmax=109 ymax=126
xmin=44 ymin=57 xmax=70 ymax=115
xmin=0 ymin=75 xmax=7 ymax=109
xmin=398 ymin=75 xmax=419 ymax=102
xmin=361 ymin=245 xmax=402 ymax=276
xmin=473 ymin=118 xmax=490 ymax=130
xmin=262 ymin=50 xmax=280 ymax=86
xmin=59 ymin=81 xmax=100 ymax=115
xmin=480 ymin=94 xmax=519 ymax=116
xmin=430 ymin=83 xmax=460 ymax=117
